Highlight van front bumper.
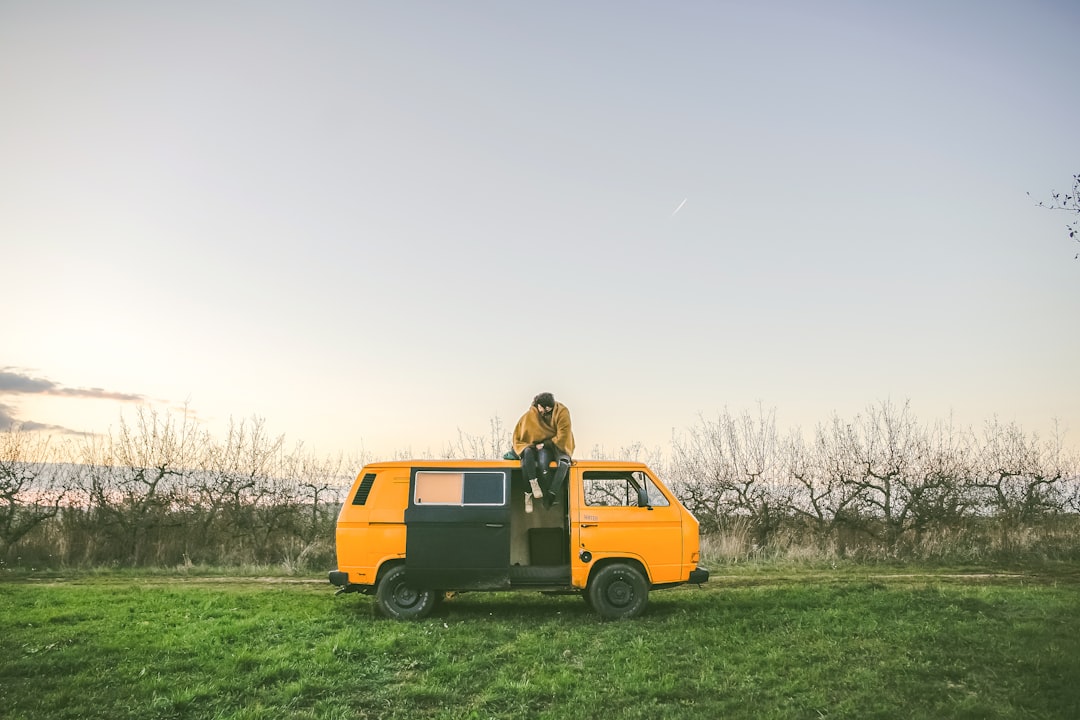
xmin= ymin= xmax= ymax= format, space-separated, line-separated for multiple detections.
xmin=688 ymin=567 xmax=710 ymax=584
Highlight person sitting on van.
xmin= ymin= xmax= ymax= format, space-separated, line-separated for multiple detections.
xmin=513 ymin=392 xmax=575 ymax=512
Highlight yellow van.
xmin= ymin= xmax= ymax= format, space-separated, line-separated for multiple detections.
xmin=329 ymin=459 xmax=708 ymax=619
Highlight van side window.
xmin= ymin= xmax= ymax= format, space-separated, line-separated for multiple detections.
xmin=583 ymin=471 xmax=671 ymax=507
xmin=462 ymin=472 xmax=503 ymax=504
xmin=640 ymin=473 xmax=671 ymax=507
xmin=413 ymin=471 xmax=506 ymax=506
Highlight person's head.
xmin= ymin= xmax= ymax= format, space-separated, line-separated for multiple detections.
xmin=532 ymin=392 xmax=555 ymax=418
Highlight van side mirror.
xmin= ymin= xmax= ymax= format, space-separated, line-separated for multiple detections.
xmin=636 ymin=487 xmax=651 ymax=509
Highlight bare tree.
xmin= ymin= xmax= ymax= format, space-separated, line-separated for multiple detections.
xmin=190 ymin=416 xmax=285 ymax=562
xmin=589 ymin=440 xmax=666 ymax=470
xmin=80 ymin=407 xmax=202 ymax=565
xmin=446 ymin=415 xmax=510 ymax=460
xmin=816 ymin=402 xmax=980 ymax=548
xmin=907 ymin=417 xmax=976 ymax=532
xmin=0 ymin=425 xmax=67 ymax=558
xmin=785 ymin=428 xmax=838 ymax=531
xmin=974 ymin=418 xmax=1068 ymax=523
xmin=670 ymin=406 xmax=792 ymax=543
xmin=813 ymin=414 xmax=875 ymax=545
xmin=1032 ymin=173 xmax=1080 ymax=258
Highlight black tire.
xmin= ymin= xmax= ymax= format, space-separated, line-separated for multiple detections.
xmin=580 ymin=589 xmax=593 ymax=610
xmin=587 ymin=563 xmax=649 ymax=619
xmin=375 ymin=565 xmax=437 ymax=620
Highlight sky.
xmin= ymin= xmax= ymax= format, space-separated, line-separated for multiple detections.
xmin=2 ymin=1 xmax=1078 ymax=460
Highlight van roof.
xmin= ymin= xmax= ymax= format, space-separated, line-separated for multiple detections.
xmin=361 ymin=459 xmax=651 ymax=471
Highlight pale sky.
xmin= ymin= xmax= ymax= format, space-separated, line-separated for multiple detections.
xmin=2 ymin=1 xmax=1078 ymax=459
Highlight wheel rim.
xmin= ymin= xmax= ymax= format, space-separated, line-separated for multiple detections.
xmin=393 ymin=583 xmax=420 ymax=608
xmin=605 ymin=579 xmax=634 ymax=607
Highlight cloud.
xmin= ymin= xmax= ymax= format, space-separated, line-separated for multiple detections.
xmin=0 ymin=368 xmax=145 ymax=434
xmin=0 ymin=372 xmax=54 ymax=394
xmin=0 ymin=401 xmax=18 ymax=430
xmin=0 ymin=369 xmax=145 ymax=402
xmin=0 ymin=400 xmax=79 ymax=433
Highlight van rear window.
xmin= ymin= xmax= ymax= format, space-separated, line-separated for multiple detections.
xmin=413 ymin=471 xmax=506 ymax=506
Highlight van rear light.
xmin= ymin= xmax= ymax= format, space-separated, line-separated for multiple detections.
xmin=691 ymin=551 xmax=700 ymax=563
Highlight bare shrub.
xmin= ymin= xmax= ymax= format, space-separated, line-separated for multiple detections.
xmin=700 ymin=518 xmax=755 ymax=564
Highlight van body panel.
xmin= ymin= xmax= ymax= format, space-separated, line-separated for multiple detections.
xmin=575 ymin=509 xmax=684 ymax=583
xmin=335 ymin=466 xmax=411 ymax=587
xmin=367 ymin=474 xmax=409 ymax=524
xmin=334 ymin=528 xmax=405 ymax=586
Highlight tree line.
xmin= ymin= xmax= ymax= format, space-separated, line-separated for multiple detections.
xmin=0 ymin=409 xmax=357 ymax=570
xmin=2 ymin=401 xmax=1078 ymax=569
xmin=664 ymin=402 xmax=1080 ymax=560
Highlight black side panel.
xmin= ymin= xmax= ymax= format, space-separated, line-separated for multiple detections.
xmin=528 ymin=527 xmax=568 ymax=566
xmin=404 ymin=468 xmax=511 ymax=590
xmin=406 ymin=523 xmax=510 ymax=589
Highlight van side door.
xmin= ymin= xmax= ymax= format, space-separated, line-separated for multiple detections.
xmin=575 ymin=470 xmax=685 ymax=584
xmin=404 ymin=467 xmax=511 ymax=590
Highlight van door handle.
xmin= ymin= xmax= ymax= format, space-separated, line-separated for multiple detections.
xmin=580 ymin=523 xmax=597 ymax=528
xmin=485 ymin=523 xmax=504 ymax=528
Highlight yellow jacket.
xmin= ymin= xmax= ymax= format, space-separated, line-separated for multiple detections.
xmin=513 ymin=402 xmax=575 ymax=457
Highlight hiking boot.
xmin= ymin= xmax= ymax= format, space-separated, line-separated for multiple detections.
xmin=529 ymin=478 xmax=544 ymax=499
xmin=524 ymin=492 xmax=534 ymax=514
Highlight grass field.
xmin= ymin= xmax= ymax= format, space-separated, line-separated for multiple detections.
xmin=2 ymin=564 xmax=1079 ymax=719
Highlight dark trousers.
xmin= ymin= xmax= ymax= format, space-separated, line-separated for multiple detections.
xmin=520 ymin=442 xmax=571 ymax=500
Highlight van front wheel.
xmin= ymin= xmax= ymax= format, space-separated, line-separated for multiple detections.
xmin=588 ymin=563 xmax=649 ymax=619
xmin=375 ymin=565 xmax=436 ymax=620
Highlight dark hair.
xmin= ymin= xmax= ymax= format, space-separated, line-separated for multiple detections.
xmin=533 ymin=392 xmax=555 ymax=408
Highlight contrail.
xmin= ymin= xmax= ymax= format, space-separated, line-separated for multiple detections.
xmin=671 ymin=198 xmax=687 ymax=216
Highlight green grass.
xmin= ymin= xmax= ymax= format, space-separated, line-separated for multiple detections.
xmin=2 ymin=565 xmax=1079 ymax=719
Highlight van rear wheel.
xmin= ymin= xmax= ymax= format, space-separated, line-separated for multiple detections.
xmin=375 ymin=565 xmax=437 ymax=620
xmin=587 ymin=563 xmax=649 ymax=619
